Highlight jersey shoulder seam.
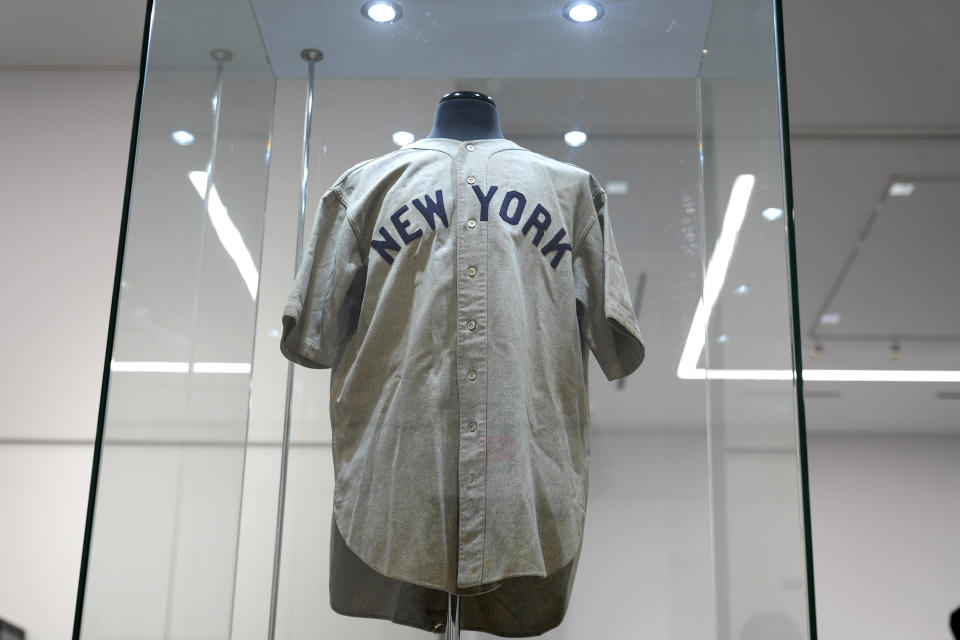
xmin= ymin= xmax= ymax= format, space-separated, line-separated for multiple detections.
xmin=572 ymin=215 xmax=598 ymax=255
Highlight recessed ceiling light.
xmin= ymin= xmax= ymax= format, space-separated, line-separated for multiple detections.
xmin=392 ymin=130 xmax=415 ymax=146
xmin=361 ymin=0 xmax=402 ymax=23
xmin=171 ymin=130 xmax=195 ymax=146
xmin=734 ymin=284 xmax=750 ymax=295
xmin=762 ymin=207 xmax=783 ymax=221
xmin=606 ymin=181 xmax=629 ymax=195
xmin=564 ymin=130 xmax=587 ymax=147
xmin=716 ymin=334 xmax=730 ymax=344
xmin=820 ymin=312 xmax=841 ymax=325
xmin=888 ymin=181 xmax=915 ymax=197
xmin=563 ymin=1 xmax=604 ymax=23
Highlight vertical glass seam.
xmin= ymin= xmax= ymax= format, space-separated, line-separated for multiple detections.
xmin=72 ymin=1 xmax=155 ymax=638
xmin=695 ymin=73 xmax=722 ymax=640
xmin=773 ymin=0 xmax=819 ymax=638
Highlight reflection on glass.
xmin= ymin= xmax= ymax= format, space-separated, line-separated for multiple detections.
xmin=78 ymin=0 xmax=812 ymax=639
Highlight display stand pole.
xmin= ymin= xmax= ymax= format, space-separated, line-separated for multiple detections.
xmin=267 ymin=47 xmax=323 ymax=640
xmin=162 ymin=45 xmax=232 ymax=636
xmin=445 ymin=592 xmax=461 ymax=640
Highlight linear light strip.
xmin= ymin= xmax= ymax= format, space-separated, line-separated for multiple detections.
xmin=108 ymin=362 xmax=957 ymax=382
xmin=110 ymin=361 xmax=251 ymax=374
xmin=676 ymin=173 xmax=958 ymax=384
xmin=678 ymin=368 xmax=960 ymax=383
xmin=188 ymin=171 xmax=260 ymax=300
xmin=677 ymin=174 xmax=756 ymax=378
xmin=803 ymin=369 xmax=960 ymax=383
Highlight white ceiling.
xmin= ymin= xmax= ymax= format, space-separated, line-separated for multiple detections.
xmin=250 ymin=0 xmax=712 ymax=79
xmin=0 ymin=0 xmax=146 ymax=67
xmin=1 ymin=0 xmax=958 ymax=434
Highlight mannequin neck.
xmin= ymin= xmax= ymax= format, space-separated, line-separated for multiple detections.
xmin=427 ymin=97 xmax=504 ymax=141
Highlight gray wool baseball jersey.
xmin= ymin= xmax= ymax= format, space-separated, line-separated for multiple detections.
xmin=280 ymin=136 xmax=645 ymax=636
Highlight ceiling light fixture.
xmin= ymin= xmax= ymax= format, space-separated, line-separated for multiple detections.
xmin=563 ymin=1 xmax=604 ymax=23
xmin=889 ymin=340 xmax=901 ymax=360
xmin=888 ymin=181 xmax=915 ymax=197
xmin=762 ymin=207 xmax=783 ymax=221
xmin=361 ymin=0 xmax=402 ymax=23
xmin=606 ymin=181 xmax=629 ymax=195
xmin=171 ymin=130 xmax=195 ymax=146
xmin=392 ymin=130 xmax=415 ymax=146
xmin=564 ymin=130 xmax=587 ymax=147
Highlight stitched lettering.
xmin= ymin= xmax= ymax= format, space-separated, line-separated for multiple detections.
xmin=371 ymin=185 xmax=571 ymax=270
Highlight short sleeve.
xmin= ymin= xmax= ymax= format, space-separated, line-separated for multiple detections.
xmin=280 ymin=186 xmax=365 ymax=369
xmin=572 ymin=176 xmax=646 ymax=381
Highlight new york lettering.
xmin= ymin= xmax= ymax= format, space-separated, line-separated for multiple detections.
xmin=370 ymin=185 xmax=573 ymax=269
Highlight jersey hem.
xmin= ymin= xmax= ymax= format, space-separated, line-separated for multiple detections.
xmin=333 ymin=506 xmax=584 ymax=594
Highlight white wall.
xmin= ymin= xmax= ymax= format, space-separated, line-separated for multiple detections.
xmin=807 ymin=433 xmax=960 ymax=640
xmin=0 ymin=69 xmax=138 ymax=637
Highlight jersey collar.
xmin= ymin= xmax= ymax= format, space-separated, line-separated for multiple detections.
xmin=400 ymin=137 xmax=526 ymax=153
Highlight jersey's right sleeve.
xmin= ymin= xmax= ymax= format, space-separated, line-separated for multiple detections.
xmin=280 ymin=186 xmax=366 ymax=369
xmin=572 ymin=173 xmax=646 ymax=381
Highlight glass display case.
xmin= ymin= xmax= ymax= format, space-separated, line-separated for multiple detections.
xmin=74 ymin=0 xmax=815 ymax=638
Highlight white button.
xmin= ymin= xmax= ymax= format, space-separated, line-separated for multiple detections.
xmin=467 ymin=320 xmax=476 ymax=330
xmin=467 ymin=219 xmax=477 ymax=228
xmin=468 ymin=421 xmax=477 ymax=432
xmin=467 ymin=370 xmax=477 ymax=380
xmin=466 ymin=176 xmax=476 ymax=184
xmin=467 ymin=266 xmax=476 ymax=277
xmin=466 ymin=144 xmax=475 ymax=152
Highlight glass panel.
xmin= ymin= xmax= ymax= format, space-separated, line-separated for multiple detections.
xmin=265 ymin=77 xmax=717 ymax=640
xmin=700 ymin=0 xmax=812 ymax=638
xmin=78 ymin=1 xmax=811 ymax=639
xmin=259 ymin=3 xmax=809 ymax=640
xmin=77 ymin=1 xmax=275 ymax=638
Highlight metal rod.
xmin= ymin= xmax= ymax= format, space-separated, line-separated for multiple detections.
xmin=267 ymin=47 xmax=322 ymax=640
xmin=160 ymin=47 xmax=232 ymax=640
xmin=445 ymin=593 xmax=461 ymax=640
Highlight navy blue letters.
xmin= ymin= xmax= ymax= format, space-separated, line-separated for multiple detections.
xmin=390 ymin=204 xmax=422 ymax=244
xmin=471 ymin=185 xmax=497 ymax=221
xmin=521 ymin=203 xmax=551 ymax=247
xmin=412 ymin=190 xmax=448 ymax=230
xmin=498 ymin=190 xmax=526 ymax=225
xmin=371 ymin=184 xmax=572 ymax=269
xmin=370 ymin=226 xmax=402 ymax=264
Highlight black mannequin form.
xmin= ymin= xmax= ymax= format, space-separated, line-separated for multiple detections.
xmin=426 ymin=91 xmax=505 ymax=141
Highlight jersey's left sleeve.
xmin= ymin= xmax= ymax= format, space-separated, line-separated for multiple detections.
xmin=572 ymin=174 xmax=646 ymax=381
xmin=280 ymin=186 xmax=365 ymax=369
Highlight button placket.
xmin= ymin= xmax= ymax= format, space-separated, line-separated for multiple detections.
xmin=454 ymin=142 xmax=488 ymax=587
